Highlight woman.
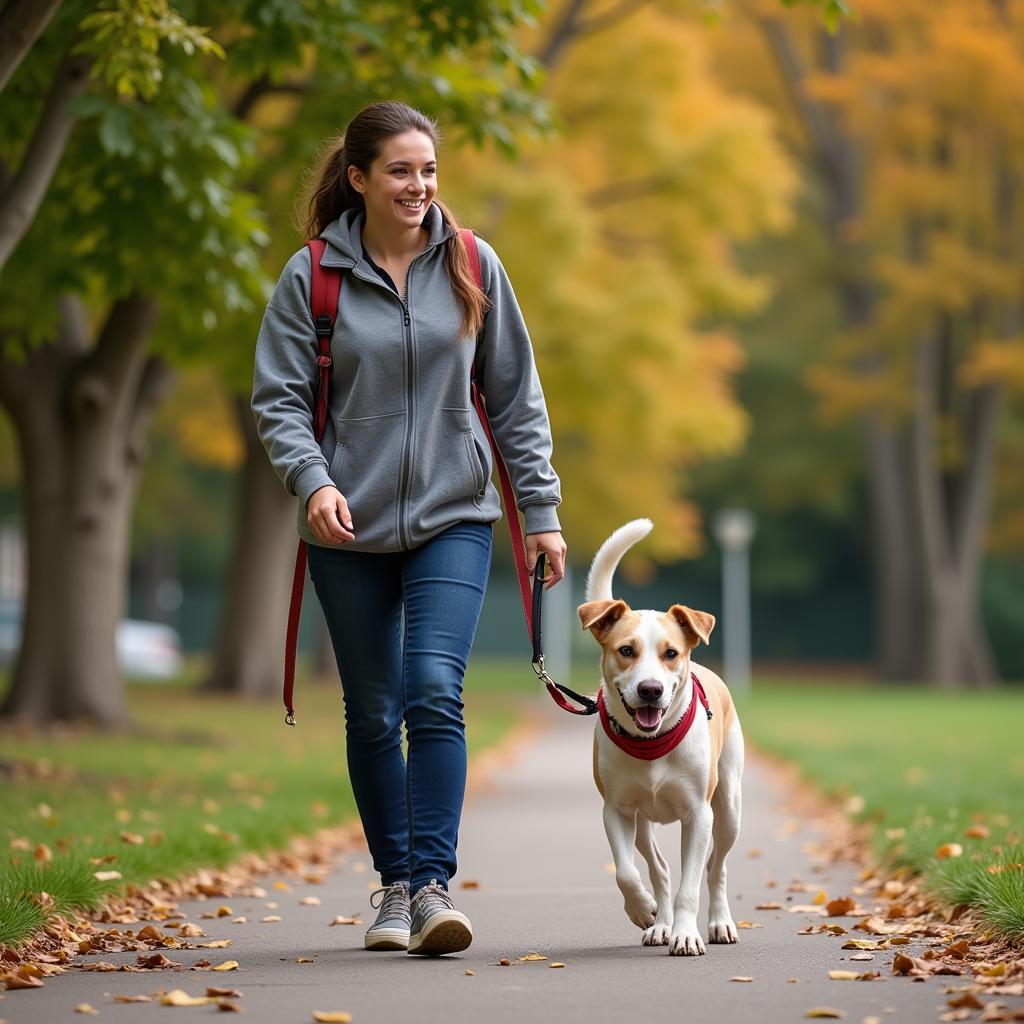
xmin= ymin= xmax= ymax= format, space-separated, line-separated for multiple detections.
xmin=251 ymin=101 xmax=567 ymax=957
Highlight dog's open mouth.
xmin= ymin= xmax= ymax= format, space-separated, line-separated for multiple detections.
xmin=624 ymin=701 xmax=665 ymax=733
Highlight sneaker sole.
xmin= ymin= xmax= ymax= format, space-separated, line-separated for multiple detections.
xmin=364 ymin=927 xmax=410 ymax=951
xmin=407 ymin=912 xmax=473 ymax=956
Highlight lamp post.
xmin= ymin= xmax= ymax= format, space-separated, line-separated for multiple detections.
xmin=712 ymin=509 xmax=756 ymax=696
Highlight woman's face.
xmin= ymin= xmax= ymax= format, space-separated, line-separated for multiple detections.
xmin=349 ymin=130 xmax=437 ymax=231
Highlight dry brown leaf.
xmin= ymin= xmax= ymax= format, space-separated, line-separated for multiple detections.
xmin=936 ymin=843 xmax=964 ymax=860
xmin=3 ymin=969 xmax=44 ymax=990
xmin=826 ymin=897 xmax=856 ymax=917
xmin=461 ymin=880 xmax=480 ymax=889
xmin=216 ymin=1003 xmax=242 ymax=1014
xmin=965 ymin=825 xmax=991 ymax=840
xmin=261 ymin=916 xmax=282 ymax=923
xmin=464 ymin=969 xmax=475 ymax=976
xmin=206 ymin=987 xmax=241 ymax=998
xmin=212 ymin=960 xmax=239 ymax=972
xmin=178 ymin=923 xmax=205 ymax=937
xmin=731 ymin=976 xmax=754 ymax=983
xmin=519 ymin=953 xmax=547 ymax=961
xmin=736 ymin=920 xmax=763 ymax=929
xmin=231 ymin=916 xmax=247 ymax=924
xmin=948 ymin=992 xmax=985 ymax=1010
xmin=312 ymin=1012 xmax=352 ymax=1023
xmin=854 ymin=916 xmax=898 ymax=935
xmin=94 ymin=870 xmax=122 ymax=882
xmin=829 ymin=970 xmax=859 ymax=981
xmin=805 ymin=1009 xmax=845 ymax=1019
xmin=216 ymin=906 xmax=233 ymax=917
xmin=137 ymin=924 xmax=163 ymax=941
xmin=299 ymin=897 xmax=321 ymax=906
xmin=75 ymin=1004 xmax=99 ymax=1015
xmin=813 ymin=890 xmax=828 ymax=905
xmin=137 ymin=952 xmax=181 ymax=969
xmin=850 ymin=954 xmax=875 ymax=962
xmin=295 ymin=956 xmax=315 ymax=964
xmin=755 ymin=902 xmax=783 ymax=910
xmin=198 ymin=940 xmax=232 ymax=949
xmin=842 ymin=940 xmax=887 ymax=950
xmin=548 ymin=963 xmax=565 ymax=969
xmin=113 ymin=995 xmax=152 ymax=1003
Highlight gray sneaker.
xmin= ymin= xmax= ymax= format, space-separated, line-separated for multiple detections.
xmin=407 ymin=879 xmax=473 ymax=956
xmin=364 ymin=881 xmax=411 ymax=950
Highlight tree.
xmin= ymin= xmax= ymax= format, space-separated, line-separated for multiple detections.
xmin=719 ymin=0 xmax=1024 ymax=684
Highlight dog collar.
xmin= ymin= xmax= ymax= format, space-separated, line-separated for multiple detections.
xmin=598 ymin=673 xmax=712 ymax=761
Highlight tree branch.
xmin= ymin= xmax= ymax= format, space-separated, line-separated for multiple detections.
xmin=576 ymin=0 xmax=652 ymax=36
xmin=535 ymin=0 xmax=589 ymax=72
xmin=0 ymin=49 xmax=91 ymax=273
xmin=0 ymin=0 xmax=64 ymax=96
xmin=232 ymin=71 xmax=311 ymax=121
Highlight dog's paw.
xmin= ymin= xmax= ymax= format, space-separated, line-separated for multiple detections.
xmin=642 ymin=923 xmax=671 ymax=946
xmin=623 ymin=890 xmax=657 ymax=929
xmin=708 ymin=918 xmax=738 ymax=944
xmin=668 ymin=927 xmax=706 ymax=956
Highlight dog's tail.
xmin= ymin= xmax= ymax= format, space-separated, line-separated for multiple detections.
xmin=584 ymin=518 xmax=654 ymax=602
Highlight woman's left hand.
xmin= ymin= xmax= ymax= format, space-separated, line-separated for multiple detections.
xmin=525 ymin=531 xmax=567 ymax=590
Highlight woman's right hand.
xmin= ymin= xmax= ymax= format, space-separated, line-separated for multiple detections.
xmin=306 ymin=486 xmax=355 ymax=545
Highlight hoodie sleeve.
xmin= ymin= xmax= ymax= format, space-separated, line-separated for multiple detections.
xmin=473 ymin=235 xmax=562 ymax=535
xmin=250 ymin=246 xmax=336 ymax=509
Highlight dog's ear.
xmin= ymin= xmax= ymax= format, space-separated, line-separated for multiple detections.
xmin=667 ymin=604 xmax=715 ymax=648
xmin=578 ymin=599 xmax=629 ymax=637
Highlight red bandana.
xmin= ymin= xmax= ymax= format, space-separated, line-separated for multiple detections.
xmin=597 ymin=672 xmax=711 ymax=761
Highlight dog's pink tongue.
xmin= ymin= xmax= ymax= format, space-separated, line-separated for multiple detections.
xmin=635 ymin=705 xmax=663 ymax=730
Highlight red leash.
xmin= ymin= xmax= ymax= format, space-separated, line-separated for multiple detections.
xmin=283 ymin=230 xmax=596 ymax=724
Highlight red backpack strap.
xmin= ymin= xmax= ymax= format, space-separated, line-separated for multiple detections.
xmin=461 ymin=228 xmax=537 ymax=663
xmin=283 ymin=241 xmax=342 ymax=726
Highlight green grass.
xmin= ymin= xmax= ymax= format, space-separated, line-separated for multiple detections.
xmin=0 ymin=657 xmax=534 ymax=949
xmin=741 ymin=682 xmax=1024 ymax=942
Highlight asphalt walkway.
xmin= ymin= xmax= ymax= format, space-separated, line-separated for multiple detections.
xmin=3 ymin=696 xmax=986 ymax=1023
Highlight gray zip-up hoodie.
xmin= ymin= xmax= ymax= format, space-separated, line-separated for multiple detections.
xmin=251 ymin=201 xmax=562 ymax=552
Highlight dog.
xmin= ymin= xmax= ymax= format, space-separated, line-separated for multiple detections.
xmin=578 ymin=518 xmax=744 ymax=956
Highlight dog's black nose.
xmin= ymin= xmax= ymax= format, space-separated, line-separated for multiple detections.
xmin=636 ymin=679 xmax=663 ymax=703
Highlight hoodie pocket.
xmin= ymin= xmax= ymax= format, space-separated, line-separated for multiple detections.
xmin=332 ymin=411 xmax=405 ymax=532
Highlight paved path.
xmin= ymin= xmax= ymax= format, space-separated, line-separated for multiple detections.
xmin=3 ymin=699 xmax=987 ymax=1023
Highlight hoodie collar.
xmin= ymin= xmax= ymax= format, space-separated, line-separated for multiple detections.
xmin=318 ymin=200 xmax=454 ymax=269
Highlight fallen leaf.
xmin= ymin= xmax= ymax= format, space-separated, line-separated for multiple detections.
xmin=965 ymin=825 xmax=991 ymax=840
xmin=231 ymin=916 xmax=247 ymax=924
xmin=813 ymin=890 xmax=828 ymax=905
xmin=212 ymin=960 xmax=239 ymax=972
xmin=464 ymin=969 xmax=475 ymax=976
xmin=3 ymin=970 xmax=44 ymax=990
xmin=206 ymin=987 xmax=241 ymax=998
xmin=461 ymin=880 xmax=480 ymax=889
xmin=827 ymin=897 xmax=856 ymax=917
xmin=113 ymin=995 xmax=153 ymax=1003
xmin=731 ymin=976 xmax=754 ymax=983
xmin=736 ymin=920 xmax=763 ymax=929
xmin=948 ymin=992 xmax=985 ymax=1010
xmin=299 ymin=897 xmax=321 ymax=906
xmin=329 ymin=916 xmax=361 ymax=926
xmin=160 ymin=989 xmax=212 ymax=1006
xmin=295 ymin=956 xmax=315 ymax=964
xmin=312 ymin=1013 xmax=352 ymax=1023
xmin=850 ymin=954 xmax=875 ymax=962
xmin=805 ymin=1009 xmax=845 ymax=1019
xmin=499 ymin=959 xmax=511 ymax=966
xmin=842 ymin=940 xmax=887 ymax=951
xmin=261 ymin=916 xmax=282 ymax=923
xmin=216 ymin=1003 xmax=242 ymax=1014
xmin=829 ymin=970 xmax=859 ymax=981
xmin=75 ymin=1004 xmax=99 ymax=1015
xmin=178 ymin=923 xmax=205 ymax=937
xmin=755 ymin=902 xmax=782 ymax=910
xmin=198 ymin=940 xmax=232 ymax=949
xmin=549 ymin=963 xmax=565 ymax=968
xmin=936 ymin=843 xmax=964 ymax=860
xmin=94 ymin=870 xmax=122 ymax=882
xmin=519 ymin=953 xmax=547 ymax=962
xmin=216 ymin=906 xmax=233 ymax=917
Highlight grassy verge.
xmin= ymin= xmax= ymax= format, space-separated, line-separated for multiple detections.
xmin=741 ymin=682 xmax=1024 ymax=943
xmin=0 ymin=657 xmax=533 ymax=949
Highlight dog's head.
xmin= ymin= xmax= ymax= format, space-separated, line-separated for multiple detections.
xmin=578 ymin=599 xmax=715 ymax=737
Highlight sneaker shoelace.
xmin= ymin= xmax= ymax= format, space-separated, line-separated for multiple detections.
xmin=411 ymin=879 xmax=453 ymax=916
xmin=369 ymin=882 xmax=410 ymax=921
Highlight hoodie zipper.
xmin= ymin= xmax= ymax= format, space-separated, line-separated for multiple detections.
xmin=397 ymin=259 xmax=416 ymax=550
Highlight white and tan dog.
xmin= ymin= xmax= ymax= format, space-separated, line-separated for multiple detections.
xmin=579 ymin=518 xmax=744 ymax=956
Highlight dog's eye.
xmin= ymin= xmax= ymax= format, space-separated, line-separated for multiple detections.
xmin=664 ymin=648 xmax=678 ymax=660
xmin=617 ymin=645 xmax=634 ymax=658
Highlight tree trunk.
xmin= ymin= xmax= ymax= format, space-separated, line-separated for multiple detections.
xmin=203 ymin=394 xmax=297 ymax=697
xmin=0 ymin=294 xmax=166 ymax=726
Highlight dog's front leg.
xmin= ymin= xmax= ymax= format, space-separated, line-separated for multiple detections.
xmin=668 ymin=803 xmax=713 ymax=956
xmin=603 ymin=803 xmax=656 ymax=929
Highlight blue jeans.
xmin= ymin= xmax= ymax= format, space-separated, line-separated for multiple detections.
xmin=306 ymin=521 xmax=493 ymax=895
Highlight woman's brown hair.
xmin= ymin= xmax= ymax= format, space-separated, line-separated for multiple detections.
xmin=300 ymin=101 xmax=489 ymax=339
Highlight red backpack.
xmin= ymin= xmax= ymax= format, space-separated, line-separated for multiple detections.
xmin=283 ymin=228 xmax=557 ymax=724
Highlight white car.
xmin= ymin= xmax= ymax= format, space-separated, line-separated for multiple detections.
xmin=0 ymin=599 xmax=184 ymax=680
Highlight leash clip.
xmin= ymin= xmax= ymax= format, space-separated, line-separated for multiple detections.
xmin=532 ymin=654 xmax=556 ymax=688
xmin=285 ymin=711 xmax=296 ymax=727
